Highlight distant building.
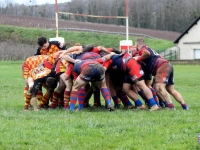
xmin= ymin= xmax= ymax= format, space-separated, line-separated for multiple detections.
xmin=174 ymin=16 xmax=200 ymax=60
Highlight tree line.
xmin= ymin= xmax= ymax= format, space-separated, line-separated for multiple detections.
xmin=1 ymin=0 xmax=200 ymax=33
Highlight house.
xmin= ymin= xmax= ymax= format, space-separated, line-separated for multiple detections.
xmin=174 ymin=16 xmax=200 ymax=60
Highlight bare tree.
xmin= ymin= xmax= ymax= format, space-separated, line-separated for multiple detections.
xmin=1 ymin=0 xmax=200 ymax=32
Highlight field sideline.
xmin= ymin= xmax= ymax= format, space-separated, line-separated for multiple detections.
xmin=0 ymin=61 xmax=200 ymax=150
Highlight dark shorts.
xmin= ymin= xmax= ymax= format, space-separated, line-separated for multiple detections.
xmin=123 ymin=75 xmax=144 ymax=85
xmin=109 ymin=69 xmax=126 ymax=86
xmin=80 ymin=63 xmax=105 ymax=82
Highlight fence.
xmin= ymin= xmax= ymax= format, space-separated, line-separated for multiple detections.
xmin=157 ymin=49 xmax=178 ymax=60
xmin=48 ymin=27 xmax=158 ymax=39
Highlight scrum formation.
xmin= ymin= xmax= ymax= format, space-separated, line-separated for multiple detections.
xmin=22 ymin=37 xmax=188 ymax=112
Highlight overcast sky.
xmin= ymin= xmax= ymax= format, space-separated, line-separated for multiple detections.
xmin=1 ymin=0 xmax=70 ymax=6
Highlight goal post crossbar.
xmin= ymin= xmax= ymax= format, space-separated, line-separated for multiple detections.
xmin=55 ymin=0 xmax=129 ymax=40
xmin=58 ymin=11 xmax=128 ymax=19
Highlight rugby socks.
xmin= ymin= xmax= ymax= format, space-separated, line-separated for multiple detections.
xmin=40 ymin=92 xmax=51 ymax=107
xmin=138 ymin=90 xmax=148 ymax=101
xmin=50 ymin=91 xmax=60 ymax=109
xmin=167 ymin=103 xmax=175 ymax=109
xmin=24 ymin=93 xmax=31 ymax=110
xmin=101 ymin=88 xmax=111 ymax=106
xmin=23 ymin=87 xmax=28 ymax=101
xmin=181 ymin=103 xmax=188 ymax=110
xmin=70 ymin=91 xmax=78 ymax=111
xmin=117 ymin=90 xmax=133 ymax=106
xmin=36 ymin=90 xmax=43 ymax=102
xmin=64 ymin=90 xmax=70 ymax=109
xmin=147 ymin=97 xmax=157 ymax=107
xmin=150 ymin=88 xmax=160 ymax=106
xmin=134 ymin=99 xmax=143 ymax=107
xmin=77 ymin=88 xmax=86 ymax=110
xmin=49 ymin=96 xmax=53 ymax=103
xmin=58 ymin=94 xmax=64 ymax=108
xmin=112 ymin=96 xmax=120 ymax=108
xmin=158 ymin=99 xmax=167 ymax=107
xmin=162 ymin=100 xmax=168 ymax=107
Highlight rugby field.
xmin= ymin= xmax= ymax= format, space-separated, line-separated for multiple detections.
xmin=0 ymin=61 xmax=200 ymax=150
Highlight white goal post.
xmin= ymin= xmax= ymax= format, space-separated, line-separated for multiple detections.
xmin=54 ymin=0 xmax=131 ymax=52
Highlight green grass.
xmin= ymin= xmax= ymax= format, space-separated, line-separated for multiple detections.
xmin=0 ymin=61 xmax=200 ymax=150
xmin=0 ymin=24 xmax=173 ymax=51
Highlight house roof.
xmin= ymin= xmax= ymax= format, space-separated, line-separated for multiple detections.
xmin=174 ymin=16 xmax=200 ymax=44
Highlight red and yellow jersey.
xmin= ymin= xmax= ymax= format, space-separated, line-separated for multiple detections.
xmin=47 ymin=53 xmax=57 ymax=65
xmin=29 ymin=65 xmax=51 ymax=80
xmin=40 ymin=44 xmax=60 ymax=55
xmin=22 ymin=54 xmax=57 ymax=78
xmin=24 ymin=55 xmax=49 ymax=71
xmin=55 ymin=58 xmax=69 ymax=75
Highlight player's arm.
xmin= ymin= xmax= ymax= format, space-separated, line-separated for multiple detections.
xmin=102 ymin=52 xmax=115 ymax=61
xmin=134 ymin=48 xmax=150 ymax=61
xmin=61 ymin=54 xmax=81 ymax=64
xmin=59 ymin=46 xmax=83 ymax=57
xmin=97 ymin=46 xmax=110 ymax=53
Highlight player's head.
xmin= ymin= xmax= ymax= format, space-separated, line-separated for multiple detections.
xmin=130 ymin=46 xmax=139 ymax=57
xmin=38 ymin=37 xmax=49 ymax=49
xmin=99 ymin=51 xmax=109 ymax=57
xmin=136 ymin=37 xmax=145 ymax=47
xmin=82 ymin=44 xmax=95 ymax=52
xmin=74 ymin=43 xmax=81 ymax=46
xmin=45 ymin=77 xmax=57 ymax=89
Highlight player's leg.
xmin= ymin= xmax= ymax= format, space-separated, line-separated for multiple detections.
xmin=94 ymin=64 xmax=114 ymax=111
xmin=84 ymin=83 xmax=93 ymax=107
xmin=126 ymin=59 xmax=158 ymax=110
xmin=22 ymin=62 xmax=31 ymax=110
xmin=49 ymin=78 xmax=65 ymax=109
xmin=92 ymin=82 xmax=102 ymax=107
xmin=166 ymin=85 xmax=188 ymax=110
xmin=123 ymin=82 xmax=145 ymax=109
xmin=153 ymin=62 xmax=175 ymax=109
xmin=24 ymin=77 xmax=34 ymax=111
xmin=96 ymin=78 xmax=114 ymax=111
xmin=107 ymin=79 xmax=120 ymax=108
xmin=63 ymin=77 xmax=73 ymax=109
xmin=70 ymin=76 xmax=87 ymax=111
xmin=135 ymin=79 xmax=159 ymax=111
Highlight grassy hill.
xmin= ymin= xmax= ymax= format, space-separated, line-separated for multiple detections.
xmin=0 ymin=24 xmax=174 ymax=60
xmin=0 ymin=14 xmax=180 ymax=41
xmin=0 ymin=25 xmax=173 ymax=49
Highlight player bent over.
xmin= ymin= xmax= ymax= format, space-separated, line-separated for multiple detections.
xmin=134 ymin=37 xmax=188 ymax=110
xmin=60 ymin=57 xmax=114 ymax=111
xmin=108 ymin=52 xmax=159 ymax=111
xmin=24 ymin=65 xmax=57 ymax=111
